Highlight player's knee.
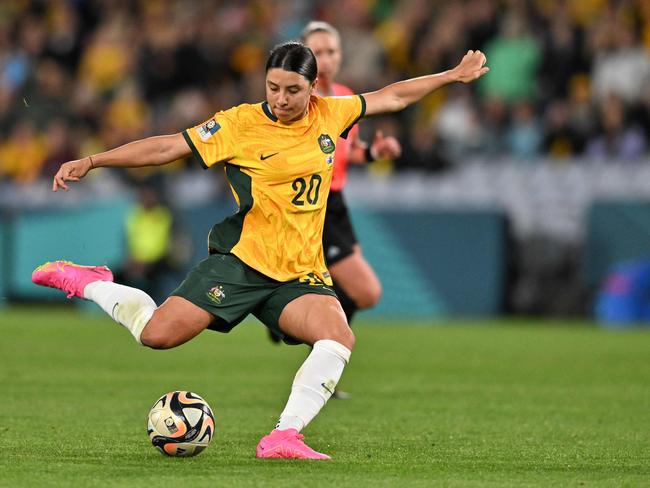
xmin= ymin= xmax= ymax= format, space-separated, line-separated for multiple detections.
xmin=313 ymin=320 xmax=355 ymax=350
xmin=140 ymin=320 xmax=179 ymax=350
xmin=141 ymin=330 xmax=176 ymax=350
xmin=332 ymin=325 xmax=355 ymax=351
xmin=355 ymin=281 xmax=382 ymax=309
xmin=345 ymin=328 xmax=356 ymax=351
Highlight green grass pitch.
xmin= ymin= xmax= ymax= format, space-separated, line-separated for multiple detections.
xmin=1 ymin=305 xmax=650 ymax=487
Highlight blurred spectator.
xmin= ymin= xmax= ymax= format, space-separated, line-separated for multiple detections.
xmin=41 ymin=119 xmax=76 ymax=180
xmin=138 ymin=3 xmax=186 ymax=105
xmin=542 ymin=100 xmax=585 ymax=159
xmin=538 ymin=3 xmax=588 ymax=101
xmin=77 ymin=14 xmax=134 ymax=97
xmin=477 ymin=96 xmax=508 ymax=159
xmin=585 ymin=94 xmax=646 ymax=162
xmin=19 ymin=57 xmax=70 ymax=126
xmin=396 ymin=124 xmax=450 ymax=172
xmin=375 ymin=0 xmax=430 ymax=76
xmin=117 ymin=185 xmax=177 ymax=303
xmin=567 ymin=74 xmax=597 ymax=147
xmin=506 ymin=99 xmax=543 ymax=161
xmin=0 ymin=119 xmax=47 ymax=184
xmin=632 ymin=83 xmax=650 ymax=137
xmin=591 ymin=14 xmax=650 ymax=104
xmin=333 ymin=0 xmax=385 ymax=89
xmin=43 ymin=0 xmax=83 ymax=69
xmin=432 ymin=84 xmax=482 ymax=162
xmin=480 ymin=11 xmax=542 ymax=102
xmin=465 ymin=0 xmax=499 ymax=51
xmin=105 ymin=81 xmax=150 ymax=144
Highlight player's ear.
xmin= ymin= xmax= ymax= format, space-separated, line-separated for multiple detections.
xmin=310 ymin=79 xmax=317 ymax=95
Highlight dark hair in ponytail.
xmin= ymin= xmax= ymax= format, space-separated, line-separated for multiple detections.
xmin=265 ymin=41 xmax=317 ymax=83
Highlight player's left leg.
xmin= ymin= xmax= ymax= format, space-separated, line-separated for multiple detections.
xmin=256 ymin=293 xmax=353 ymax=460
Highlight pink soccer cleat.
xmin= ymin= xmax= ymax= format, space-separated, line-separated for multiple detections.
xmin=256 ymin=429 xmax=331 ymax=460
xmin=32 ymin=260 xmax=113 ymax=299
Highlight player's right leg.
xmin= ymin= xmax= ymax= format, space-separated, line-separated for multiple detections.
xmin=32 ymin=260 xmax=213 ymax=348
xmin=255 ymin=290 xmax=353 ymax=460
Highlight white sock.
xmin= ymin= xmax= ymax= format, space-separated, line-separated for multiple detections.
xmin=276 ymin=339 xmax=351 ymax=432
xmin=84 ymin=281 xmax=156 ymax=344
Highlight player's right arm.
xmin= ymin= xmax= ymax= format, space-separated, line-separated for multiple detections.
xmin=52 ymin=133 xmax=191 ymax=192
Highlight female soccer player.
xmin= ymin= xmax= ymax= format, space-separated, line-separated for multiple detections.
xmin=33 ymin=41 xmax=488 ymax=460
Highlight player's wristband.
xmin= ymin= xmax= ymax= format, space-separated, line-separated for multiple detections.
xmin=364 ymin=146 xmax=376 ymax=162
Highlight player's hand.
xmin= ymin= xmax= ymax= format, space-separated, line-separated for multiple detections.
xmin=451 ymin=50 xmax=489 ymax=84
xmin=52 ymin=157 xmax=93 ymax=192
xmin=371 ymin=130 xmax=402 ymax=160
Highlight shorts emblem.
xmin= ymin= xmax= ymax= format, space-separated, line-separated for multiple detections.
xmin=207 ymin=285 xmax=226 ymax=304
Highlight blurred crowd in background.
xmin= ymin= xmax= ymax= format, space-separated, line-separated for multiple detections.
xmin=1 ymin=0 xmax=650 ymax=188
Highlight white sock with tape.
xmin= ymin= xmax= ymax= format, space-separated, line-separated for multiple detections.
xmin=276 ymin=339 xmax=351 ymax=432
xmin=84 ymin=281 xmax=156 ymax=344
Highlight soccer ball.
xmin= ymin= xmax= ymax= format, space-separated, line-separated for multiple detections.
xmin=147 ymin=391 xmax=215 ymax=457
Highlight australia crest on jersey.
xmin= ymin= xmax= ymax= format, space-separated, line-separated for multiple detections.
xmin=206 ymin=285 xmax=226 ymax=304
xmin=318 ymin=134 xmax=335 ymax=154
xmin=197 ymin=118 xmax=221 ymax=141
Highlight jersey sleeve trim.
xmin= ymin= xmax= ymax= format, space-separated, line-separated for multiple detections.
xmin=182 ymin=129 xmax=208 ymax=169
xmin=340 ymin=94 xmax=366 ymax=140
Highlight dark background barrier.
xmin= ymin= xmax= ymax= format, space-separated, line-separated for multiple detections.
xmin=6 ymin=197 xmax=650 ymax=321
xmin=351 ymin=208 xmax=509 ymax=316
xmin=584 ymin=201 xmax=650 ymax=289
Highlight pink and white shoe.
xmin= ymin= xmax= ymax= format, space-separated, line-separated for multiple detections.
xmin=256 ymin=429 xmax=331 ymax=460
xmin=32 ymin=260 xmax=113 ymax=299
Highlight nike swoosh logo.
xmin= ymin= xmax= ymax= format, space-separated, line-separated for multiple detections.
xmin=111 ymin=302 xmax=119 ymax=322
xmin=260 ymin=152 xmax=278 ymax=160
xmin=321 ymin=382 xmax=334 ymax=395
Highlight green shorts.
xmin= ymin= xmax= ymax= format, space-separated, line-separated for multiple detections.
xmin=171 ymin=252 xmax=337 ymax=345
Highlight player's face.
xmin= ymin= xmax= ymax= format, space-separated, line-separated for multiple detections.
xmin=305 ymin=31 xmax=341 ymax=86
xmin=265 ymin=68 xmax=316 ymax=123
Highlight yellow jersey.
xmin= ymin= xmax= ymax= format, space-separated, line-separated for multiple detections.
xmin=183 ymin=94 xmax=365 ymax=284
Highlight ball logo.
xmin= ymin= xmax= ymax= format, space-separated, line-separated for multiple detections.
xmin=164 ymin=416 xmax=178 ymax=434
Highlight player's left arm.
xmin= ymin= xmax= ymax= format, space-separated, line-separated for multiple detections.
xmin=362 ymin=50 xmax=488 ymax=116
